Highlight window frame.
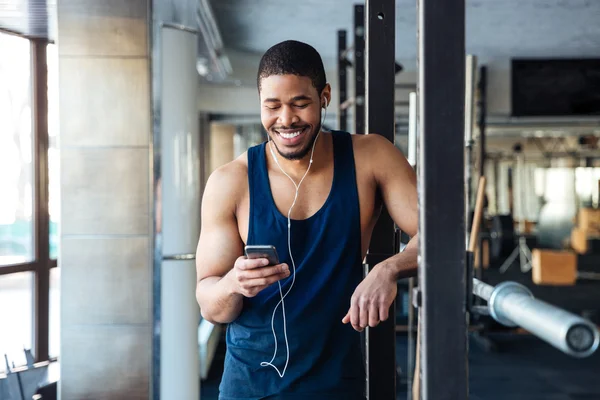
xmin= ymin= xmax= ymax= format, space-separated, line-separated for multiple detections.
xmin=0 ymin=29 xmax=56 ymax=365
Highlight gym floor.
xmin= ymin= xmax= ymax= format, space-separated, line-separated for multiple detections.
xmin=200 ymin=331 xmax=600 ymax=400
xmin=464 ymin=333 xmax=600 ymax=400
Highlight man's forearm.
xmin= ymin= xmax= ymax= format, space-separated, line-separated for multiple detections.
xmin=378 ymin=234 xmax=419 ymax=280
xmin=196 ymin=271 xmax=243 ymax=324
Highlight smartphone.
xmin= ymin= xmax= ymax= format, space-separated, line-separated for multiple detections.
xmin=244 ymin=245 xmax=280 ymax=266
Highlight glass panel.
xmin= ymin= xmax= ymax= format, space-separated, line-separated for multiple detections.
xmin=0 ymin=32 xmax=34 ymax=266
xmin=0 ymin=271 xmax=34 ymax=374
xmin=47 ymin=43 xmax=60 ymax=260
xmin=49 ymin=267 xmax=60 ymax=358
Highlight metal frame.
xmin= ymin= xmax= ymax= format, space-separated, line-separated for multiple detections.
xmin=151 ymin=13 xmax=162 ymax=399
xmin=476 ymin=66 xmax=488 ymax=276
xmin=0 ymin=260 xmax=57 ymax=277
xmin=354 ymin=4 xmax=365 ymax=135
xmin=406 ymin=92 xmax=418 ymax=400
xmin=0 ymin=263 xmax=36 ymax=275
xmin=417 ymin=0 xmax=468 ymax=399
xmin=464 ymin=55 xmax=476 ymax=238
xmin=364 ymin=0 xmax=397 ymax=399
xmin=32 ymin=38 xmax=51 ymax=363
xmin=0 ymin=28 xmax=55 ymax=43
xmin=477 ymin=66 xmax=487 ymax=182
xmin=0 ymin=36 xmax=54 ymax=368
xmin=337 ymin=30 xmax=348 ymax=132
xmin=150 ymin=13 xmax=162 ymax=400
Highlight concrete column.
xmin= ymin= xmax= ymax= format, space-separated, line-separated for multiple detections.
xmin=57 ymin=2 xmax=152 ymax=399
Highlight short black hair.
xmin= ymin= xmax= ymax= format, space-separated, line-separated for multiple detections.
xmin=257 ymin=40 xmax=327 ymax=95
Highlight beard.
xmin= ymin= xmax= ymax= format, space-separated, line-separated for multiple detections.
xmin=269 ymin=114 xmax=322 ymax=161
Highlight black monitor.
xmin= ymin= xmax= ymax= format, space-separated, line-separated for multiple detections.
xmin=511 ymin=58 xmax=600 ymax=117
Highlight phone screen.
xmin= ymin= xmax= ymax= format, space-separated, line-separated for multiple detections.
xmin=245 ymin=245 xmax=280 ymax=266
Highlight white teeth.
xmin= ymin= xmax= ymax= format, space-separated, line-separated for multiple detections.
xmin=280 ymin=130 xmax=302 ymax=139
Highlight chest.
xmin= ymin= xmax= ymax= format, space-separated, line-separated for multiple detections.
xmin=236 ymin=158 xmax=379 ymax=247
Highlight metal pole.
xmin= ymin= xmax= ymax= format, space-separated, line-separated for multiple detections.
xmin=365 ymin=0 xmax=396 ymax=399
xmin=408 ymin=92 xmax=417 ymax=167
xmin=338 ymin=30 xmax=348 ymax=131
xmin=464 ymin=55 xmax=476 ymax=247
xmin=417 ymin=0 xmax=467 ymax=399
xmin=407 ymin=91 xmax=417 ymax=400
xmin=477 ymin=66 xmax=487 ymax=277
xmin=32 ymin=38 xmax=51 ymax=363
xmin=354 ymin=4 xmax=365 ymax=135
xmin=477 ymin=66 xmax=487 ymax=183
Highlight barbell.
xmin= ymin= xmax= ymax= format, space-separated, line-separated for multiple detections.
xmin=472 ymin=278 xmax=599 ymax=358
xmin=468 ymin=177 xmax=599 ymax=359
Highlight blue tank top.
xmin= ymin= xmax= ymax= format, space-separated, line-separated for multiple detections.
xmin=218 ymin=131 xmax=366 ymax=400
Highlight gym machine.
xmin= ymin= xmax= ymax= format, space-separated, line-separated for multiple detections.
xmin=353 ymin=0 xmax=600 ymax=400
xmin=337 ymin=3 xmax=407 ymax=399
xmin=337 ymin=6 xmax=406 ymax=137
xmin=337 ymin=5 xmax=365 ymax=135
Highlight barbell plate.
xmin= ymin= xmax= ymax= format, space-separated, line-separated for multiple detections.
xmin=490 ymin=214 xmax=515 ymax=261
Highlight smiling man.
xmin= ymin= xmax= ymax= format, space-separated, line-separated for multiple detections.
xmin=195 ymin=40 xmax=418 ymax=400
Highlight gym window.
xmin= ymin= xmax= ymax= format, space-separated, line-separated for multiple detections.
xmin=0 ymin=30 xmax=59 ymax=373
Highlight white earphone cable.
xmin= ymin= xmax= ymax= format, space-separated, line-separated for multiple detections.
xmin=261 ymin=102 xmax=328 ymax=377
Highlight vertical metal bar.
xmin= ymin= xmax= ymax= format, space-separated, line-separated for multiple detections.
xmin=408 ymin=92 xmax=417 ymax=166
xmin=417 ymin=0 xmax=467 ymax=398
xmin=407 ymin=91 xmax=418 ymax=400
xmin=338 ymin=30 xmax=348 ymax=131
xmin=477 ymin=66 xmax=487 ymax=277
xmin=151 ymin=10 xmax=162 ymax=400
xmin=365 ymin=0 xmax=396 ymax=399
xmin=493 ymin=158 xmax=499 ymax=216
xmin=354 ymin=4 xmax=365 ymax=135
xmin=32 ymin=39 xmax=50 ymax=363
xmin=477 ymin=66 xmax=487 ymax=180
xmin=407 ymin=276 xmax=415 ymax=400
xmin=464 ymin=55 xmax=476 ymax=247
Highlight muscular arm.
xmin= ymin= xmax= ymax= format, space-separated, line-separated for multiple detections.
xmin=367 ymin=134 xmax=419 ymax=279
xmin=195 ymin=165 xmax=244 ymax=324
xmin=343 ymin=134 xmax=419 ymax=330
xmin=195 ymin=162 xmax=290 ymax=324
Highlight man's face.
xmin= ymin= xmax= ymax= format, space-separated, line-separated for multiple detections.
xmin=259 ymin=74 xmax=327 ymax=161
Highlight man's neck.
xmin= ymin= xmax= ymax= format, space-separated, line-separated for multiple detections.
xmin=268 ymin=131 xmax=331 ymax=180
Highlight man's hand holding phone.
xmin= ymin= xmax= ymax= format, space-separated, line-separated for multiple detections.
xmin=227 ymin=247 xmax=290 ymax=298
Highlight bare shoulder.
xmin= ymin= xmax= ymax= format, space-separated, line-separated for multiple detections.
xmin=350 ymin=133 xmax=417 ymax=235
xmin=350 ymin=132 xmax=399 ymax=153
xmin=350 ymin=133 xmax=410 ymax=178
xmin=202 ymin=152 xmax=249 ymax=214
xmin=209 ymin=151 xmax=248 ymax=183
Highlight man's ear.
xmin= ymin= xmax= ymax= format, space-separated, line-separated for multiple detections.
xmin=321 ymin=83 xmax=332 ymax=109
